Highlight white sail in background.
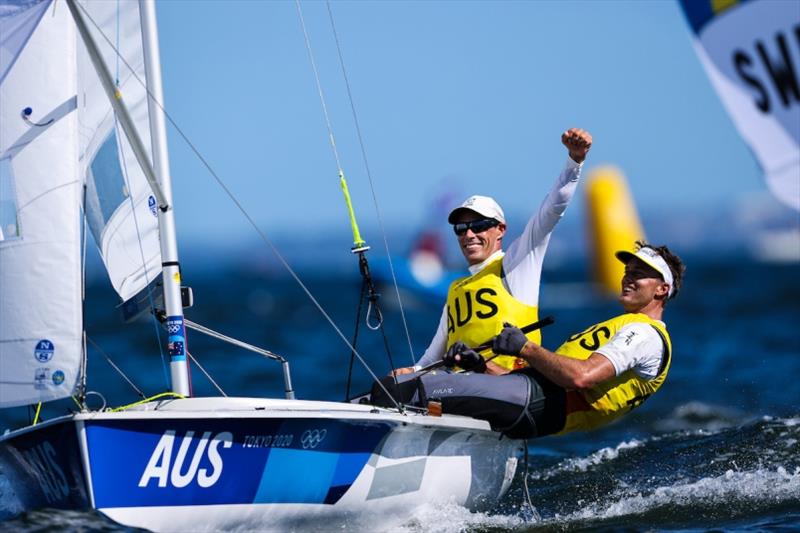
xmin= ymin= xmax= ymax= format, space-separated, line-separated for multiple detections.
xmin=0 ymin=0 xmax=161 ymax=407
xmin=678 ymin=0 xmax=800 ymax=211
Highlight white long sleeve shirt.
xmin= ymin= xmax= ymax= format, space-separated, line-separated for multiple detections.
xmin=416 ymin=157 xmax=582 ymax=368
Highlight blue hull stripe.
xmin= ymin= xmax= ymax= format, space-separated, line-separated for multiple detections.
xmin=255 ymin=449 xmax=339 ymax=503
xmin=84 ymin=418 xmax=390 ymax=508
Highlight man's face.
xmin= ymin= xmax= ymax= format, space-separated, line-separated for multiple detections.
xmin=453 ymin=211 xmax=506 ymax=266
xmin=618 ymin=258 xmax=669 ymax=312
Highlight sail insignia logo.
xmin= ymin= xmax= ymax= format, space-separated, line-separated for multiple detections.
xmin=34 ymin=368 xmax=49 ymax=390
xmin=52 ymin=370 xmax=65 ymax=386
xmin=34 ymin=339 xmax=54 ymax=362
xmin=300 ymin=429 xmax=327 ymax=449
xmin=148 ymin=195 xmax=157 ymax=217
xmin=139 ymin=430 xmax=233 ymax=489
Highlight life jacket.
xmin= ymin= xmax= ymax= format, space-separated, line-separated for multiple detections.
xmin=554 ymin=313 xmax=672 ymax=434
xmin=445 ymin=256 xmax=538 ymax=371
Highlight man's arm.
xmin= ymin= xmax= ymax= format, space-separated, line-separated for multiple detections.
xmin=493 ymin=322 xmax=665 ymax=389
xmin=563 ymin=128 xmax=592 ymax=164
xmin=493 ymin=324 xmax=615 ymax=389
xmin=502 ymin=129 xmax=591 ymax=305
xmin=518 ymin=343 xmax=616 ymax=390
xmin=392 ymin=305 xmax=448 ymax=375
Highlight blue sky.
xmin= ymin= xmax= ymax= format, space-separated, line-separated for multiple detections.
xmin=154 ymin=0 xmax=772 ymax=249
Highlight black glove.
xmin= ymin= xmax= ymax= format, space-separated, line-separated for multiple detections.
xmin=444 ymin=342 xmax=487 ymax=373
xmin=493 ymin=322 xmax=529 ymax=355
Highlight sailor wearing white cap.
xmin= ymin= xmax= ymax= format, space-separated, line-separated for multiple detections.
xmin=394 ymin=128 xmax=593 ymax=375
xmin=491 ymin=241 xmax=686 ymax=435
xmin=373 ymin=241 xmax=685 ymax=439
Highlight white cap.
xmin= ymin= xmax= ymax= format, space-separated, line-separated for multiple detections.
xmin=448 ymin=195 xmax=506 ymax=224
xmin=615 ymin=246 xmax=675 ymax=297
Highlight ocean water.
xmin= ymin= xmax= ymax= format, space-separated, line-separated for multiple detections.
xmin=1 ymin=253 xmax=798 ymax=531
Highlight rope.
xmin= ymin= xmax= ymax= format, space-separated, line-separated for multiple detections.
xmin=74 ymin=2 xmax=404 ymax=412
xmin=359 ymin=255 xmax=398 ymax=376
xmin=521 ymin=440 xmax=540 ymax=521
xmin=345 ymin=278 xmax=367 ymax=401
xmin=324 ymin=0 xmax=417 ymax=365
xmin=295 ymin=0 xmax=407 ymax=401
xmin=32 ymin=402 xmax=42 ymax=425
xmin=294 ymin=0 xmax=366 ymax=250
xmin=109 ymin=391 xmax=185 ymax=412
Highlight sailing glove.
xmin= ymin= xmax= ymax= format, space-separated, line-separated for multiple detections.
xmin=444 ymin=342 xmax=487 ymax=373
xmin=493 ymin=323 xmax=529 ymax=355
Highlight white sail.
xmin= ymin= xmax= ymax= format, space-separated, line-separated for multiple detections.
xmin=678 ymin=0 xmax=800 ymax=211
xmin=77 ymin=0 xmax=161 ymax=301
xmin=0 ymin=0 xmax=81 ymax=407
xmin=0 ymin=0 xmax=161 ymax=408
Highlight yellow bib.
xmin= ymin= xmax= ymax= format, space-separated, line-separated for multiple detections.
xmin=554 ymin=313 xmax=672 ymax=434
xmin=445 ymin=257 xmax=539 ymax=371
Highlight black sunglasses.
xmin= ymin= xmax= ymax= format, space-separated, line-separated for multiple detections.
xmin=453 ymin=218 xmax=500 ymax=236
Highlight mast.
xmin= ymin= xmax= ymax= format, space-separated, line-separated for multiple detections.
xmin=139 ymin=0 xmax=191 ymax=396
xmin=66 ymin=0 xmax=191 ymax=396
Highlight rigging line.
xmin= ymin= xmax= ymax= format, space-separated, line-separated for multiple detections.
xmin=32 ymin=402 xmax=42 ymax=425
xmin=86 ymin=336 xmax=146 ymax=399
xmin=113 ymin=116 xmax=170 ymax=389
xmin=74 ymin=3 xmax=404 ymax=412
xmin=187 ymin=350 xmax=227 ymax=397
xmin=296 ymin=0 xmax=365 ymax=250
xmin=521 ymin=440 xmax=540 ymax=521
xmin=115 ymin=0 xmax=120 ymax=85
xmin=324 ymin=0 xmax=417 ymax=365
xmin=79 ymin=186 xmax=89 ymax=404
xmin=295 ymin=0 xmax=342 ymax=173
xmin=345 ymin=277 xmax=367 ymax=401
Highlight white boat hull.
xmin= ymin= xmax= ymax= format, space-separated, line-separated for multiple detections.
xmin=0 ymin=397 xmax=521 ymax=531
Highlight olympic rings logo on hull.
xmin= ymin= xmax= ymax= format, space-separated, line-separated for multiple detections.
xmin=300 ymin=429 xmax=327 ymax=449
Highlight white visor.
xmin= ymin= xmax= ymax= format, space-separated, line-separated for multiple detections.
xmin=615 ymin=246 xmax=675 ymax=297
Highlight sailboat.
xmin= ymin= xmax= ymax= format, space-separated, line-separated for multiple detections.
xmin=0 ymin=1 xmax=521 ymax=530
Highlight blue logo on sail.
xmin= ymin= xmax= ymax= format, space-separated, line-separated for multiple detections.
xmin=52 ymin=370 xmax=65 ymax=386
xmin=34 ymin=339 xmax=54 ymax=362
xmin=148 ymin=195 xmax=157 ymax=217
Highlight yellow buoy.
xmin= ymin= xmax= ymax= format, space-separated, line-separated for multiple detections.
xmin=585 ymin=167 xmax=646 ymax=295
